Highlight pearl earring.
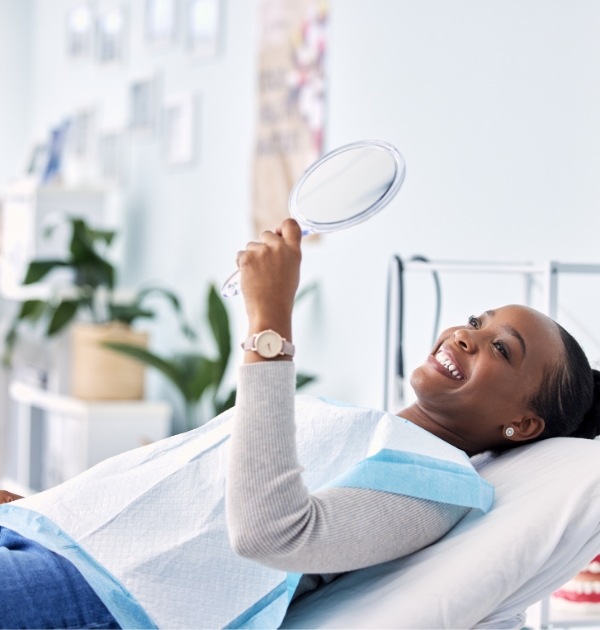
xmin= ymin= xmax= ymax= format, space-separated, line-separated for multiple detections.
xmin=505 ymin=427 xmax=515 ymax=437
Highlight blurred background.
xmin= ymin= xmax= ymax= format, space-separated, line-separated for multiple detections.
xmin=1 ymin=0 xmax=600 ymax=497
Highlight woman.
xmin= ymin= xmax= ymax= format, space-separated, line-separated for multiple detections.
xmin=1 ymin=218 xmax=599 ymax=629
xmin=226 ymin=219 xmax=600 ymax=577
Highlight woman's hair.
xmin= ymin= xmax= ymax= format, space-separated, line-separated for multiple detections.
xmin=528 ymin=323 xmax=600 ymax=440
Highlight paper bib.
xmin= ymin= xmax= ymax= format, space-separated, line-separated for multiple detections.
xmin=0 ymin=396 xmax=493 ymax=629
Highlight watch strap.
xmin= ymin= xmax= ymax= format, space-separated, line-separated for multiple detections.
xmin=280 ymin=338 xmax=295 ymax=357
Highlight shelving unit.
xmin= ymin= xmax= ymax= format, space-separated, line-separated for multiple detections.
xmin=0 ymin=177 xmax=108 ymax=299
xmin=6 ymin=381 xmax=172 ymax=493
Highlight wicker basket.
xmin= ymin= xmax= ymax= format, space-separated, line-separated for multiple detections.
xmin=71 ymin=322 xmax=148 ymax=400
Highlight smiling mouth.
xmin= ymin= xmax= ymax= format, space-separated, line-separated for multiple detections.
xmin=434 ymin=350 xmax=465 ymax=380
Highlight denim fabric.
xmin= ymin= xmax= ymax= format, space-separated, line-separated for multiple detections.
xmin=0 ymin=527 xmax=121 ymax=629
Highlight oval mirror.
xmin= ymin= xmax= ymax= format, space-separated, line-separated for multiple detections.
xmin=222 ymin=140 xmax=406 ymax=297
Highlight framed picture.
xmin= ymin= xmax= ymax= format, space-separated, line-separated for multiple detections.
xmin=68 ymin=108 xmax=96 ymax=159
xmin=186 ymin=0 xmax=222 ymax=59
xmin=98 ymin=131 xmax=127 ymax=183
xmin=60 ymin=108 xmax=98 ymax=186
xmin=129 ymin=76 xmax=158 ymax=133
xmin=66 ymin=3 xmax=93 ymax=58
xmin=96 ymin=6 xmax=126 ymax=64
xmin=145 ymin=0 xmax=178 ymax=46
xmin=162 ymin=93 xmax=195 ymax=164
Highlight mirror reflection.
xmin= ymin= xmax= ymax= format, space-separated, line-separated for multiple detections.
xmin=293 ymin=145 xmax=398 ymax=226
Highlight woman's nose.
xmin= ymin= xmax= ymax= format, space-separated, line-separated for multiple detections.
xmin=454 ymin=328 xmax=477 ymax=353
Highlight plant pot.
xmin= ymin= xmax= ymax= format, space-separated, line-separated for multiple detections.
xmin=71 ymin=322 xmax=148 ymax=400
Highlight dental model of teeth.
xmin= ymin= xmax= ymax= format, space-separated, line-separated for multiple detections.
xmin=552 ymin=554 xmax=600 ymax=613
xmin=435 ymin=351 xmax=463 ymax=380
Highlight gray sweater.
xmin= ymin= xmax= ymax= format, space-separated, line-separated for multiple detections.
xmin=226 ymin=362 xmax=469 ymax=597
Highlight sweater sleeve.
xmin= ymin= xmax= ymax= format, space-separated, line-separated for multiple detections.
xmin=225 ymin=361 xmax=469 ymax=574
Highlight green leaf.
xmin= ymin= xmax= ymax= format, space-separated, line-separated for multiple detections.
xmin=103 ymin=343 xmax=185 ymax=395
xmin=47 ymin=300 xmax=80 ymax=335
xmin=88 ymin=228 xmax=116 ymax=247
xmin=296 ymin=372 xmax=317 ymax=390
xmin=207 ymin=285 xmax=231 ymax=381
xmin=109 ymin=304 xmax=155 ymax=325
xmin=18 ymin=300 xmax=47 ymax=323
xmin=214 ymin=388 xmax=237 ymax=415
xmin=188 ymin=356 xmax=219 ymax=404
xmin=69 ymin=219 xmax=97 ymax=261
xmin=23 ymin=260 xmax=68 ymax=284
xmin=138 ymin=286 xmax=181 ymax=309
xmin=3 ymin=324 xmax=18 ymax=367
xmin=294 ymin=282 xmax=319 ymax=306
xmin=43 ymin=222 xmax=59 ymax=240
xmin=69 ymin=219 xmax=114 ymax=268
xmin=137 ymin=287 xmax=197 ymax=339
xmin=73 ymin=258 xmax=115 ymax=289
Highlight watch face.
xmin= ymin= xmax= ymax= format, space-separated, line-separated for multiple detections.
xmin=255 ymin=330 xmax=283 ymax=358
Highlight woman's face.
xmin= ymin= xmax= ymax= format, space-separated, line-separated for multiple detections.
xmin=409 ymin=305 xmax=563 ymax=455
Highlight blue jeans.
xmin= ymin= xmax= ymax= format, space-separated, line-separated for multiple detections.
xmin=0 ymin=527 xmax=121 ymax=629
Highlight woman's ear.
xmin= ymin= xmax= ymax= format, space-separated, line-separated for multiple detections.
xmin=510 ymin=414 xmax=545 ymax=441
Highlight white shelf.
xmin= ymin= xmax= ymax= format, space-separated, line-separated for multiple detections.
xmin=8 ymin=381 xmax=172 ymax=491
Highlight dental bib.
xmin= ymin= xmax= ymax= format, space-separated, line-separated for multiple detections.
xmin=0 ymin=396 xmax=493 ymax=629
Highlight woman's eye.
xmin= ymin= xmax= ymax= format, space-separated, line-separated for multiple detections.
xmin=468 ymin=315 xmax=479 ymax=329
xmin=493 ymin=341 xmax=509 ymax=360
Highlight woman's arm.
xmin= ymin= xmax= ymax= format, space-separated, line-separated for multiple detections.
xmin=226 ymin=219 xmax=468 ymax=574
xmin=226 ymin=361 xmax=468 ymax=574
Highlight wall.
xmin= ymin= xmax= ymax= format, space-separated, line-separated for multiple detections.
xmin=0 ymin=0 xmax=32 ymax=189
xmin=311 ymin=0 xmax=600 ymax=407
xmin=9 ymin=1 xmax=600 ymax=427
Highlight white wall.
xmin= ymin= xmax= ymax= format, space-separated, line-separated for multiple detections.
xmin=0 ymin=0 xmax=32 ymax=189
xmin=311 ymin=0 xmax=600 ymax=406
xmin=7 ymin=0 xmax=600 ymax=425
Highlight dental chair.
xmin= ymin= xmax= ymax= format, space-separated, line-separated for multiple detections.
xmin=281 ymin=436 xmax=600 ymax=629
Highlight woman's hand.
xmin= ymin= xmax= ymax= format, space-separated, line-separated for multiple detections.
xmin=237 ymin=219 xmax=302 ymax=361
xmin=0 ymin=490 xmax=23 ymax=503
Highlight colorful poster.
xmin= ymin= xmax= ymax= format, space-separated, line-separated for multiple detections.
xmin=252 ymin=0 xmax=328 ymax=237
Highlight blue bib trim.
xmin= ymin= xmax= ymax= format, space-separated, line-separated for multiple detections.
xmin=0 ymin=505 xmax=157 ymax=630
xmin=322 ymin=448 xmax=494 ymax=513
xmin=224 ymin=580 xmax=288 ymax=629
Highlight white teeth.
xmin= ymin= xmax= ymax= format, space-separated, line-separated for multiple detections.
xmin=435 ymin=352 xmax=463 ymax=380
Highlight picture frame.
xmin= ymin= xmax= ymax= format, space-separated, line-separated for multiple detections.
xmin=96 ymin=5 xmax=127 ymax=64
xmin=145 ymin=0 xmax=178 ymax=47
xmin=98 ymin=130 xmax=127 ymax=184
xmin=129 ymin=75 xmax=159 ymax=133
xmin=66 ymin=3 xmax=94 ymax=59
xmin=68 ymin=108 xmax=96 ymax=159
xmin=185 ymin=0 xmax=222 ymax=59
xmin=162 ymin=93 xmax=196 ymax=165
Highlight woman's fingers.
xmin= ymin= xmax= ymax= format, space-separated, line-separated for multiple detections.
xmin=0 ymin=490 xmax=23 ymax=503
xmin=280 ymin=219 xmax=302 ymax=247
xmin=237 ymin=241 xmax=266 ymax=266
xmin=259 ymin=230 xmax=281 ymax=245
xmin=237 ymin=219 xmax=302 ymax=323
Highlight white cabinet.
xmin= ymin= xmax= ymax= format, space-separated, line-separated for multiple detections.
xmin=7 ymin=381 xmax=172 ymax=493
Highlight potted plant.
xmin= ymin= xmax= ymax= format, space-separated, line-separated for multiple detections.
xmin=106 ymin=284 xmax=317 ymax=430
xmin=4 ymin=216 xmax=194 ymax=400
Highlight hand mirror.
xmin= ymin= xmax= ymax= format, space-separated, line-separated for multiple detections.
xmin=221 ymin=139 xmax=406 ymax=298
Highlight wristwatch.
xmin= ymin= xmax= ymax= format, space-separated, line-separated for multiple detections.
xmin=242 ymin=330 xmax=295 ymax=359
